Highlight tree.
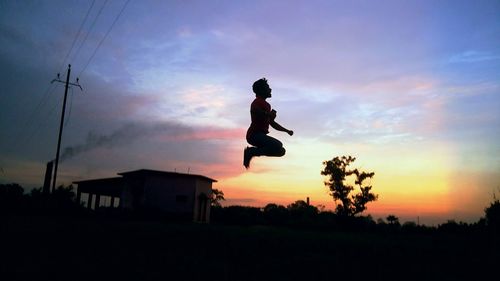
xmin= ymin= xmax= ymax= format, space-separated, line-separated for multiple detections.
xmin=287 ymin=200 xmax=319 ymax=217
xmin=0 ymin=183 xmax=24 ymax=199
xmin=321 ymin=156 xmax=378 ymax=216
xmin=210 ymin=188 xmax=225 ymax=207
xmin=386 ymin=215 xmax=400 ymax=226
xmin=263 ymin=203 xmax=288 ymax=224
xmin=263 ymin=203 xmax=287 ymax=214
xmin=52 ymin=185 xmax=76 ymax=201
xmin=484 ymin=198 xmax=500 ymax=229
xmin=402 ymin=221 xmax=417 ymax=231
xmin=286 ymin=200 xmax=319 ymax=227
xmin=0 ymin=183 xmax=26 ymax=211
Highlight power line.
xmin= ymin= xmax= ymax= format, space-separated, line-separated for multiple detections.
xmin=11 ymin=82 xmax=59 ymax=150
xmin=70 ymin=0 xmax=109 ymax=65
xmin=57 ymin=0 xmax=96 ymax=75
xmin=19 ymin=82 xmax=57 ymax=130
xmin=79 ymin=0 xmax=131 ymax=78
xmin=50 ymin=65 xmax=83 ymax=192
xmin=21 ymin=87 xmax=62 ymax=148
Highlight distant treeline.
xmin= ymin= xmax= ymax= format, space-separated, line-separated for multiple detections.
xmin=211 ymin=201 xmax=499 ymax=234
xmin=1 ymin=183 xmax=499 ymax=235
xmin=0 ymin=183 xmax=86 ymax=216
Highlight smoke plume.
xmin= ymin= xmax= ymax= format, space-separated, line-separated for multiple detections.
xmin=60 ymin=121 xmax=190 ymax=162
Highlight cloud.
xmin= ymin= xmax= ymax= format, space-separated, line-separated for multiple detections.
xmin=448 ymin=51 xmax=500 ymax=63
xmin=60 ymin=120 xmax=246 ymax=161
xmin=223 ymin=198 xmax=261 ymax=206
xmin=2 ymin=0 xmax=500 ymax=223
xmin=56 ymin=117 xmax=247 ymax=177
xmin=158 ymin=127 xmax=245 ymax=142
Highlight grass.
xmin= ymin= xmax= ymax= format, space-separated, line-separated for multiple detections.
xmin=1 ymin=215 xmax=497 ymax=281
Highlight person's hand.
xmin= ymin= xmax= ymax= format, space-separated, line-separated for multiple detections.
xmin=270 ymin=109 xmax=277 ymax=120
xmin=287 ymin=130 xmax=294 ymax=136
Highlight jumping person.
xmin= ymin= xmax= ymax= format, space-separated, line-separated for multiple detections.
xmin=243 ymin=78 xmax=294 ymax=169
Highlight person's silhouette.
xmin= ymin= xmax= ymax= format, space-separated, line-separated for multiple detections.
xmin=244 ymin=78 xmax=293 ymax=169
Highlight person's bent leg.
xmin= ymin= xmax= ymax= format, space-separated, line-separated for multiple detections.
xmin=264 ymin=137 xmax=285 ymax=156
xmin=248 ymin=133 xmax=286 ymax=157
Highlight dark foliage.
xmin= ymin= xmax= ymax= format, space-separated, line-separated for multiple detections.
xmin=263 ymin=203 xmax=288 ymax=225
xmin=2 ymin=182 xmax=500 ymax=237
xmin=438 ymin=220 xmax=471 ymax=233
xmin=211 ymin=205 xmax=264 ymax=225
xmin=212 ymin=201 xmax=380 ymax=232
xmin=3 ymin=216 xmax=497 ymax=281
xmin=321 ymin=156 xmax=378 ymax=216
xmin=386 ymin=214 xmax=400 ymax=225
xmin=485 ymin=198 xmax=500 ymax=229
xmin=286 ymin=200 xmax=319 ymax=226
xmin=210 ymin=188 xmax=225 ymax=207
xmin=0 ymin=183 xmax=26 ymax=212
xmin=0 ymin=183 xmax=84 ymax=216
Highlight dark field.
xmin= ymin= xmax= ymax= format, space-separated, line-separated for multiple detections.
xmin=1 ymin=216 xmax=497 ymax=281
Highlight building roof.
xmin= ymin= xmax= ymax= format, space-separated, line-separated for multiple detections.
xmin=73 ymin=177 xmax=123 ymax=184
xmin=73 ymin=177 xmax=124 ymax=196
xmin=117 ymin=169 xmax=217 ymax=183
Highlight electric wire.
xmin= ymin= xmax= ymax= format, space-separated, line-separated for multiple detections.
xmin=21 ymin=0 xmax=95 ymax=162
xmin=78 ymin=0 xmax=131 ymax=78
xmin=56 ymin=0 xmax=96 ymax=75
xmin=20 ymin=83 xmax=57 ymax=130
xmin=24 ymin=0 xmax=94 ymax=150
xmin=15 ymin=0 xmax=131 ymax=159
xmin=11 ymin=82 xmax=58 ymax=149
xmin=70 ymin=0 xmax=109 ymax=66
xmin=21 ymin=87 xmax=63 ymax=148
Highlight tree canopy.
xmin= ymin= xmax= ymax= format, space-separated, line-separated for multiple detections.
xmin=321 ymin=156 xmax=378 ymax=216
xmin=210 ymin=188 xmax=225 ymax=207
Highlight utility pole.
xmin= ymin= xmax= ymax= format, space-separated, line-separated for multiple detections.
xmin=50 ymin=64 xmax=82 ymax=193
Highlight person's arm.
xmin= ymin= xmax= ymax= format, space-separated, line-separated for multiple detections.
xmin=270 ymin=120 xmax=294 ymax=136
xmin=251 ymin=107 xmax=275 ymax=119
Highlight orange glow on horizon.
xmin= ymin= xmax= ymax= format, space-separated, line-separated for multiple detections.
xmin=215 ymin=137 xmax=467 ymax=222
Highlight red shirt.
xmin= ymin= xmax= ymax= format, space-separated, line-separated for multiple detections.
xmin=247 ymin=97 xmax=271 ymax=139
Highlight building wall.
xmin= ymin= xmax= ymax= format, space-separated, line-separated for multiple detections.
xmin=193 ymin=179 xmax=212 ymax=223
xmin=75 ymin=171 xmax=215 ymax=222
xmin=143 ymin=175 xmax=196 ymax=214
xmin=120 ymin=177 xmax=145 ymax=210
xmin=120 ymin=186 xmax=133 ymax=209
xmin=118 ymin=173 xmax=213 ymax=222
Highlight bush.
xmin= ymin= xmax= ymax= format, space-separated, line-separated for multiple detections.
xmin=485 ymin=199 xmax=500 ymax=229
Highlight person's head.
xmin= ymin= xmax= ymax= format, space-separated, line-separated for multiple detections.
xmin=252 ymin=78 xmax=272 ymax=98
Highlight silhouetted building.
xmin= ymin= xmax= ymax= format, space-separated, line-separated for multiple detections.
xmin=74 ymin=169 xmax=216 ymax=223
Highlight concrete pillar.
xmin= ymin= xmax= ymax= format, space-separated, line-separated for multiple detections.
xmin=110 ymin=196 xmax=115 ymax=208
xmin=94 ymin=194 xmax=100 ymax=210
xmin=76 ymin=189 xmax=81 ymax=205
xmin=87 ymin=193 xmax=93 ymax=209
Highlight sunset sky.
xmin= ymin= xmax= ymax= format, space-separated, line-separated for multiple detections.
xmin=1 ymin=0 xmax=499 ymax=224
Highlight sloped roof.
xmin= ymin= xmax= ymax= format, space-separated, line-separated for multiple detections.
xmin=117 ymin=169 xmax=217 ymax=183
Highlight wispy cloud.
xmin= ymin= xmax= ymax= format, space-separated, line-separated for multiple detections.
xmin=60 ymin=121 xmax=246 ymax=162
xmin=1 ymin=1 xmax=499 ymax=223
xmin=448 ymin=51 xmax=500 ymax=63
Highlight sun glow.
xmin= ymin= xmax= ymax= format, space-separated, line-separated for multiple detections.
xmin=219 ymin=136 xmax=456 ymax=221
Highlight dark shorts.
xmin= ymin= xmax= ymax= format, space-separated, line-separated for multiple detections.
xmin=247 ymin=133 xmax=286 ymax=157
